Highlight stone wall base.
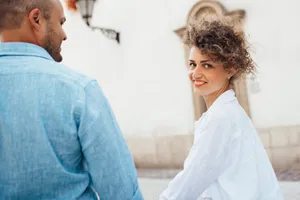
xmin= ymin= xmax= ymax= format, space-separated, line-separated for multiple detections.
xmin=125 ymin=125 xmax=300 ymax=170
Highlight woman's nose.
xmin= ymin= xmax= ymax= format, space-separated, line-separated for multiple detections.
xmin=193 ymin=66 xmax=204 ymax=77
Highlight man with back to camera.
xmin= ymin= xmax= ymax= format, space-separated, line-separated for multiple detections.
xmin=0 ymin=0 xmax=143 ymax=199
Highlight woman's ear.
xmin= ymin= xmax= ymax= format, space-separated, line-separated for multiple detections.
xmin=228 ymin=68 xmax=237 ymax=78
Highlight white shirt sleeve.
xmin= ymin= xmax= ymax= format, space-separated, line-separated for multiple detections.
xmin=159 ymin=115 xmax=234 ymax=200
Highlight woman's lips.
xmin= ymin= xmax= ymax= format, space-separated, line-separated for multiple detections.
xmin=194 ymin=80 xmax=206 ymax=87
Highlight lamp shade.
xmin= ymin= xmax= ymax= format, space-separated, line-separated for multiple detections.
xmin=76 ymin=0 xmax=96 ymax=25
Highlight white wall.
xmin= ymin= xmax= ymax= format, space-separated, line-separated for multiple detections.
xmin=220 ymin=0 xmax=300 ymax=128
xmin=61 ymin=0 xmax=195 ymax=137
xmin=161 ymin=0 xmax=300 ymax=128
xmin=61 ymin=0 xmax=300 ymax=135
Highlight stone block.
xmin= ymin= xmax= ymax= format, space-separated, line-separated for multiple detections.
xmin=258 ymin=131 xmax=271 ymax=148
xmin=126 ymin=137 xmax=157 ymax=168
xmin=289 ymin=126 xmax=300 ymax=146
xmin=272 ymin=147 xmax=298 ymax=170
xmin=270 ymin=127 xmax=289 ymax=148
xmin=156 ymin=135 xmax=173 ymax=167
xmin=265 ymin=148 xmax=272 ymax=163
xmin=170 ymin=134 xmax=194 ymax=167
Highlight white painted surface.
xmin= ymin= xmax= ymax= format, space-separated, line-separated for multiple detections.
xmin=60 ymin=0 xmax=300 ymax=136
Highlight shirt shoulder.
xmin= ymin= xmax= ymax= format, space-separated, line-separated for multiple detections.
xmin=36 ymin=58 xmax=95 ymax=89
xmin=208 ymin=98 xmax=245 ymax=124
xmin=1 ymin=55 xmax=96 ymax=90
xmin=201 ymin=106 xmax=232 ymax=127
xmin=195 ymin=102 xmax=242 ymax=142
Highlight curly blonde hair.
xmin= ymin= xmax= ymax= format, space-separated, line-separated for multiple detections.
xmin=183 ymin=15 xmax=256 ymax=81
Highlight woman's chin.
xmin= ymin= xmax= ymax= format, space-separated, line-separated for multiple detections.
xmin=193 ymin=87 xmax=209 ymax=96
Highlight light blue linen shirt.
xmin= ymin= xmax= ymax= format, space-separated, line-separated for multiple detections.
xmin=0 ymin=42 xmax=143 ymax=200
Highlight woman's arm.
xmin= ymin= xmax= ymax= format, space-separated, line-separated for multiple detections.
xmin=159 ymin=116 xmax=234 ymax=200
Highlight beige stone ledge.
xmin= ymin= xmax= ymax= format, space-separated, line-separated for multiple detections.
xmin=258 ymin=131 xmax=270 ymax=148
xmin=125 ymin=125 xmax=300 ymax=170
xmin=272 ymin=146 xmax=300 ymax=170
xmin=257 ymin=125 xmax=300 ymax=149
xmin=125 ymin=137 xmax=158 ymax=168
xmin=289 ymin=126 xmax=300 ymax=146
xmin=265 ymin=148 xmax=272 ymax=163
xmin=270 ymin=127 xmax=289 ymax=148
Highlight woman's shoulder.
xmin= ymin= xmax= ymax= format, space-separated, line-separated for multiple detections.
xmin=209 ymin=98 xmax=247 ymax=121
xmin=201 ymin=101 xmax=246 ymax=134
xmin=196 ymin=108 xmax=234 ymax=134
xmin=206 ymin=102 xmax=235 ymax=121
xmin=206 ymin=100 xmax=256 ymax=137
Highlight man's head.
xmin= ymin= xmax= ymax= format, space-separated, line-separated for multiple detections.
xmin=0 ymin=0 xmax=67 ymax=62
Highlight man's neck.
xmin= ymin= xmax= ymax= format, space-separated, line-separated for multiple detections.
xmin=0 ymin=29 xmax=34 ymax=44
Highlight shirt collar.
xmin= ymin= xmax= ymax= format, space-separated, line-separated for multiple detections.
xmin=201 ymin=89 xmax=237 ymax=117
xmin=0 ymin=42 xmax=54 ymax=61
xmin=212 ymin=89 xmax=236 ymax=106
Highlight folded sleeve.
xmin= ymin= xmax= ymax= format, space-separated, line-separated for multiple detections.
xmin=159 ymin=115 xmax=234 ymax=200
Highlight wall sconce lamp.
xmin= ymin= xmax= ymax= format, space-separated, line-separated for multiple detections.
xmin=76 ymin=0 xmax=120 ymax=43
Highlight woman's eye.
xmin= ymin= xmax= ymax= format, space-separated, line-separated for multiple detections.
xmin=204 ymin=64 xmax=213 ymax=69
xmin=189 ymin=63 xmax=196 ymax=68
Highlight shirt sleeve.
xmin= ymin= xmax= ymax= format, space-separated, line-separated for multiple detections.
xmin=159 ymin=114 xmax=234 ymax=200
xmin=77 ymin=80 xmax=144 ymax=200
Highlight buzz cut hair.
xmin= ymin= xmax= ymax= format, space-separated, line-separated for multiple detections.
xmin=0 ymin=0 xmax=54 ymax=30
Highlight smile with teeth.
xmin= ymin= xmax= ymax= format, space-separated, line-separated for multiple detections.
xmin=194 ymin=80 xmax=206 ymax=87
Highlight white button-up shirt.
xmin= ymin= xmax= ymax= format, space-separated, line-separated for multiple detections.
xmin=159 ymin=90 xmax=283 ymax=200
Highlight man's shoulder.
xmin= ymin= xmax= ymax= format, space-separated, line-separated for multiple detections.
xmin=36 ymin=59 xmax=96 ymax=89
xmin=0 ymin=42 xmax=97 ymax=90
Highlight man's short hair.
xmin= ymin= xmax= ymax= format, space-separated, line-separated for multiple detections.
xmin=0 ymin=0 xmax=54 ymax=30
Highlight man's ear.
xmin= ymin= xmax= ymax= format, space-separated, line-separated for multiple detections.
xmin=28 ymin=8 xmax=43 ymax=29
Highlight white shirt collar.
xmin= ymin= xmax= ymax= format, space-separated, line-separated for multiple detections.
xmin=201 ymin=89 xmax=236 ymax=118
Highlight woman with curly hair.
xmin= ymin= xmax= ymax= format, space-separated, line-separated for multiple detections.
xmin=159 ymin=16 xmax=283 ymax=200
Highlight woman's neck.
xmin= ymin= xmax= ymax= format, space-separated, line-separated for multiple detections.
xmin=203 ymin=84 xmax=231 ymax=109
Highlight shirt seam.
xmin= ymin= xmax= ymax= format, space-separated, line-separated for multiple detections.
xmin=0 ymin=71 xmax=93 ymax=88
xmin=0 ymin=53 xmax=52 ymax=61
xmin=78 ymin=80 xmax=103 ymax=149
